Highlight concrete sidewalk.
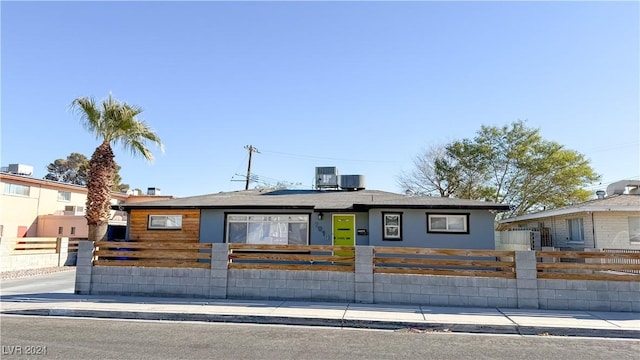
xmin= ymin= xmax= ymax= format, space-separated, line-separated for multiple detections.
xmin=1 ymin=292 xmax=638 ymax=339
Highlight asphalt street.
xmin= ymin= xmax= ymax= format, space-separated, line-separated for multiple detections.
xmin=0 ymin=270 xmax=75 ymax=296
xmin=2 ymin=315 xmax=639 ymax=360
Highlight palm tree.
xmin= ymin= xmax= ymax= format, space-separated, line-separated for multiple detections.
xmin=71 ymin=94 xmax=163 ymax=242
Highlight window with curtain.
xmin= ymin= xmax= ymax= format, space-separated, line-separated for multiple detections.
xmin=382 ymin=212 xmax=402 ymax=240
xmin=226 ymin=214 xmax=309 ymax=245
xmin=4 ymin=183 xmax=30 ymax=196
xmin=57 ymin=191 xmax=71 ymax=202
xmin=148 ymin=215 xmax=183 ymax=230
xmin=568 ymin=218 xmax=584 ymax=243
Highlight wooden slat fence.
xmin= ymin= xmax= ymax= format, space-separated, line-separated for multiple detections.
xmin=12 ymin=238 xmax=58 ymax=254
xmin=536 ymin=250 xmax=640 ymax=281
xmin=94 ymin=241 xmax=212 ymax=269
xmin=10 ymin=237 xmax=82 ymax=254
xmin=228 ymin=244 xmax=355 ymax=272
xmin=373 ymin=247 xmax=516 ymax=278
xmin=67 ymin=238 xmax=83 ymax=253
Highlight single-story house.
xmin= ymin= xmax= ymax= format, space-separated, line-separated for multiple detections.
xmin=115 ymin=188 xmax=510 ymax=250
xmin=499 ymin=180 xmax=640 ymax=250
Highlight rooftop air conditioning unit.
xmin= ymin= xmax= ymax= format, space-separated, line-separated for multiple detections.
xmin=315 ymin=167 xmax=339 ymax=189
xmin=340 ymin=175 xmax=366 ymax=191
xmin=7 ymin=164 xmax=33 ymax=176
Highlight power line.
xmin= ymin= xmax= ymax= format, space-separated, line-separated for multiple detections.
xmin=582 ymin=175 xmax=640 ymax=191
xmin=232 ymin=172 xmax=310 ymax=190
xmin=259 ymin=149 xmax=401 ymax=164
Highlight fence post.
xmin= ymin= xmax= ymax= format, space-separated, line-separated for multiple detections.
xmin=355 ymin=246 xmax=374 ymax=303
xmin=0 ymin=237 xmax=16 ymax=256
xmin=541 ymin=247 xmax=557 ymax=263
xmin=74 ymin=240 xmax=94 ymax=295
xmin=57 ymin=237 xmax=69 ymax=266
xmin=0 ymin=237 xmax=14 ymax=256
xmin=209 ymin=243 xmax=229 ymax=299
xmin=515 ymin=250 xmax=539 ymax=309
xmin=0 ymin=238 xmax=15 ymax=272
xmin=584 ymin=248 xmax=603 ymax=272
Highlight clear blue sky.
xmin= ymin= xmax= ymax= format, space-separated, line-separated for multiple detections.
xmin=2 ymin=1 xmax=638 ymax=197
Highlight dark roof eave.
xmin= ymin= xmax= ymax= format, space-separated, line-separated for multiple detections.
xmin=353 ymin=204 xmax=511 ymax=211
xmin=114 ymin=205 xmax=316 ymax=211
xmin=115 ymin=204 xmax=510 ymax=212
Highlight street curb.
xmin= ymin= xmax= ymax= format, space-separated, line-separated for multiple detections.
xmin=3 ymin=308 xmax=639 ymax=339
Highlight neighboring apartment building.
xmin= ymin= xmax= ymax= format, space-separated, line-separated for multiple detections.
xmin=1 ymin=168 xmax=128 ymax=239
xmin=1 ymin=164 xmax=172 ymax=240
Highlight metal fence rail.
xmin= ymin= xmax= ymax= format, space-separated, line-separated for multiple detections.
xmin=602 ymin=248 xmax=640 ymax=275
xmin=536 ymin=250 xmax=640 ymax=281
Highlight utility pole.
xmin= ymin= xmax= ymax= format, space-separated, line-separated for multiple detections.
xmin=244 ymin=145 xmax=259 ymax=190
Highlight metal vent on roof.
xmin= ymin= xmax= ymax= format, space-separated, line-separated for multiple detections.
xmin=606 ymin=180 xmax=640 ymax=195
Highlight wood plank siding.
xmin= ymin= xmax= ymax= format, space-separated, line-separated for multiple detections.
xmin=129 ymin=209 xmax=201 ymax=243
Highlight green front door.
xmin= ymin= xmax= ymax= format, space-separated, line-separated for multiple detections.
xmin=333 ymin=214 xmax=355 ymax=257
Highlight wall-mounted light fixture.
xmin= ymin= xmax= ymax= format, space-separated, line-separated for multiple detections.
xmin=318 ymin=212 xmax=323 ymax=220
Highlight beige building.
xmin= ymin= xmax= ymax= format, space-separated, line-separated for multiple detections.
xmin=499 ymin=181 xmax=640 ymax=250
xmin=1 ymin=168 xmax=174 ymax=271
xmin=1 ymin=172 xmax=129 ymax=239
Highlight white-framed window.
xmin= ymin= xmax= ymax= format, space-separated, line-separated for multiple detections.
xmin=568 ymin=218 xmax=584 ymax=243
xmin=226 ymin=214 xmax=309 ymax=245
xmin=148 ymin=215 xmax=183 ymax=230
xmin=382 ymin=212 xmax=402 ymax=240
xmin=629 ymin=216 xmax=640 ymax=243
xmin=4 ymin=183 xmax=30 ymax=197
xmin=57 ymin=191 xmax=71 ymax=202
xmin=427 ymin=213 xmax=469 ymax=234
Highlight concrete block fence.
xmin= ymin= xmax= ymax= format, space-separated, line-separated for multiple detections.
xmin=75 ymin=242 xmax=640 ymax=312
xmin=1 ymin=237 xmax=76 ymax=272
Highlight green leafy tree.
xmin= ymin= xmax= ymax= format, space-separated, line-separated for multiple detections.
xmin=112 ymin=165 xmax=130 ymax=193
xmin=44 ymin=153 xmax=130 ymax=192
xmin=44 ymin=152 xmax=90 ymax=185
xmin=71 ymin=94 xmax=163 ymax=242
xmin=399 ymin=120 xmax=600 ymax=218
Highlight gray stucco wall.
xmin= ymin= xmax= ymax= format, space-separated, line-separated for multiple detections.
xmin=199 ymin=209 xmax=495 ymax=249
xmin=199 ymin=210 xmax=370 ymax=246
xmin=310 ymin=216 xmax=332 ymax=245
xmin=199 ymin=210 xmax=226 ymax=243
xmin=368 ymin=209 xmax=497 ymax=249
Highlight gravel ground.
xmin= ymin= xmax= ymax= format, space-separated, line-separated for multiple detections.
xmin=0 ymin=266 xmax=75 ymax=280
